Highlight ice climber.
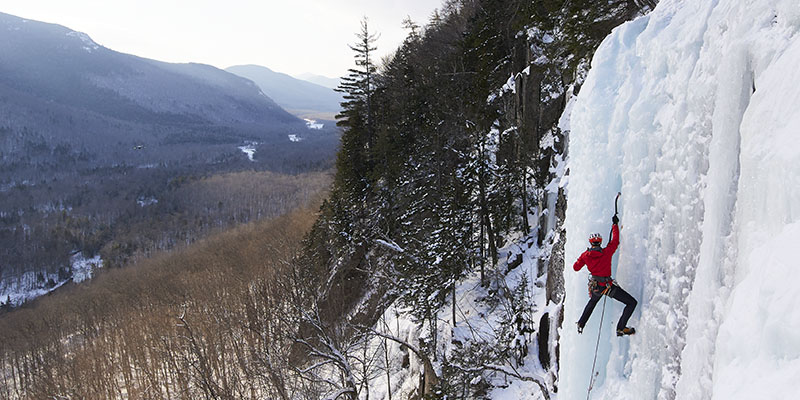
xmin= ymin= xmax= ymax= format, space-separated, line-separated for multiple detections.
xmin=573 ymin=215 xmax=637 ymax=336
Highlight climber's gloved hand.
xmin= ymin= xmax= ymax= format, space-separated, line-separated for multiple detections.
xmin=612 ymin=215 xmax=619 ymax=225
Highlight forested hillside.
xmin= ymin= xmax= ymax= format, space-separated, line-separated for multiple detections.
xmin=296 ymin=0 xmax=654 ymax=398
xmin=0 ymin=198 xmax=326 ymax=398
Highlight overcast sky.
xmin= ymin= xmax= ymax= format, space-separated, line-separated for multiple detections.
xmin=1 ymin=0 xmax=442 ymax=79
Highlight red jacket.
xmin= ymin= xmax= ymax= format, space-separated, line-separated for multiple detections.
xmin=573 ymin=224 xmax=619 ymax=278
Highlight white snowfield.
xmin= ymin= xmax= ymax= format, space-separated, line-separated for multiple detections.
xmin=561 ymin=0 xmax=800 ymax=399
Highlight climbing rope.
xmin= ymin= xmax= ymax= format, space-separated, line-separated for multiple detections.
xmin=586 ymin=192 xmax=622 ymax=399
xmin=586 ymin=294 xmax=609 ymax=400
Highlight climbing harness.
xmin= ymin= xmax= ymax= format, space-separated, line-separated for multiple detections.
xmin=588 ymin=276 xmax=614 ymax=296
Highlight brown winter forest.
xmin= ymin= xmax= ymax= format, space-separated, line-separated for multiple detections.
xmin=0 ymin=184 xmax=334 ymax=398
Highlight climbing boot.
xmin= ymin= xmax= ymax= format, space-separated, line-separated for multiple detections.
xmin=616 ymin=327 xmax=636 ymax=336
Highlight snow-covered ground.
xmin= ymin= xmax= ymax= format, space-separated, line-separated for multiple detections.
xmin=0 ymin=252 xmax=102 ymax=307
xmin=560 ymin=0 xmax=800 ymax=399
xmin=70 ymin=252 xmax=103 ymax=284
xmin=0 ymin=270 xmax=62 ymax=307
xmin=364 ymin=237 xmax=552 ymax=400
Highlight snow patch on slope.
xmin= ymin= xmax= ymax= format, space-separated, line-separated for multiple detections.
xmin=304 ymin=118 xmax=324 ymax=129
xmin=238 ymin=142 xmax=257 ymax=161
xmin=0 ymin=253 xmax=102 ymax=307
xmin=71 ymin=252 xmax=103 ymax=283
xmin=66 ymin=30 xmax=99 ymax=53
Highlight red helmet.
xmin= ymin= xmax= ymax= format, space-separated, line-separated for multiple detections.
xmin=588 ymin=233 xmax=602 ymax=245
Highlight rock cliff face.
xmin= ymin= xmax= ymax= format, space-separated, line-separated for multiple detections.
xmin=296 ymin=1 xmax=653 ymax=398
xmin=493 ymin=0 xmax=648 ymax=374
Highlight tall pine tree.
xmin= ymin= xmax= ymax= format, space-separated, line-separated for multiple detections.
xmin=330 ymin=17 xmax=380 ymax=243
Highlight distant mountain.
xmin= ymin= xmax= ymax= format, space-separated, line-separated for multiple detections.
xmin=226 ymin=65 xmax=342 ymax=116
xmin=295 ymin=72 xmax=340 ymax=89
xmin=0 ymin=12 xmax=308 ymax=155
xmin=0 ymin=12 xmax=340 ymax=292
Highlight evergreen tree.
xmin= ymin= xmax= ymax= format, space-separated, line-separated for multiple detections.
xmin=337 ymin=17 xmax=379 ymax=154
xmin=331 ymin=17 xmax=380 ymax=243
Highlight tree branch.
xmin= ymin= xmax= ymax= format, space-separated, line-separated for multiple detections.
xmin=450 ymin=362 xmax=551 ymax=400
xmin=357 ymin=326 xmax=439 ymax=396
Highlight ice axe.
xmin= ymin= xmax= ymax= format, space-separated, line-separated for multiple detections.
xmin=608 ymin=192 xmax=620 ymax=246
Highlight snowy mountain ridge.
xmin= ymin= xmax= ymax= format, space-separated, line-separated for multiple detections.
xmin=560 ymin=0 xmax=800 ymax=399
xmin=65 ymin=30 xmax=99 ymax=52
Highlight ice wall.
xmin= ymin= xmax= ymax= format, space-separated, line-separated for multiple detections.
xmin=560 ymin=0 xmax=800 ymax=399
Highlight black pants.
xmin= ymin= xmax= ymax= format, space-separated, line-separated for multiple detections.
xmin=578 ymin=284 xmax=637 ymax=331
